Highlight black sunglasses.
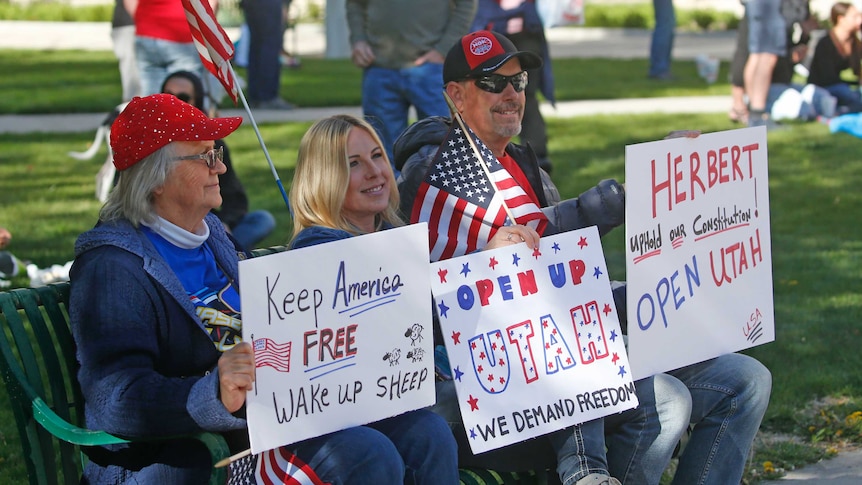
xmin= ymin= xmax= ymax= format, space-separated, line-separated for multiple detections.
xmin=471 ymin=71 xmax=528 ymax=94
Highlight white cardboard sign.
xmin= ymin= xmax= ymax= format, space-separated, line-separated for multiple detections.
xmin=625 ymin=127 xmax=775 ymax=380
xmin=239 ymin=224 xmax=435 ymax=454
xmin=430 ymin=226 xmax=637 ymax=454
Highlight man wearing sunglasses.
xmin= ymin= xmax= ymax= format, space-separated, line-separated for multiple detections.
xmin=394 ymin=30 xmax=771 ymax=485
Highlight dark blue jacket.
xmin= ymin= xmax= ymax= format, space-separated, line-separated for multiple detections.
xmin=70 ymin=213 xmax=247 ymax=482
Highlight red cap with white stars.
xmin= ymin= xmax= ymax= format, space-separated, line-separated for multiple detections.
xmin=110 ymin=93 xmax=242 ymax=170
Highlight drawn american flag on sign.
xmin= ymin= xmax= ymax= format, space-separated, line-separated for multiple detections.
xmin=254 ymin=338 xmax=292 ymax=373
xmin=410 ymin=123 xmax=547 ymax=262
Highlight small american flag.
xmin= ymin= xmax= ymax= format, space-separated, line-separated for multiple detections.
xmin=411 ymin=123 xmax=547 ymax=261
xmin=227 ymin=448 xmax=328 ymax=485
xmin=254 ymin=338 xmax=292 ymax=373
xmin=181 ymin=0 xmax=238 ymax=103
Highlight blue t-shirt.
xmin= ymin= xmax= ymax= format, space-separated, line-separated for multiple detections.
xmin=144 ymin=227 xmax=242 ymax=351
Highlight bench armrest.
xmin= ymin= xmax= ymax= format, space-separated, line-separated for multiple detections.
xmin=32 ymin=397 xmax=229 ymax=484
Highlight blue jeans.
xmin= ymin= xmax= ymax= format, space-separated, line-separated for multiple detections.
xmin=605 ymin=373 xmax=692 ymax=484
xmin=431 ymin=379 xmax=610 ymax=484
xmin=230 ymin=210 xmax=276 ymax=250
xmin=823 ymin=83 xmax=862 ymax=114
xmin=242 ymin=0 xmax=284 ymax=102
xmin=608 ymin=283 xmax=771 ymax=484
xmin=362 ymin=63 xmax=449 ymax=167
xmin=134 ymin=36 xmax=203 ymax=96
xmin=667 ymin=354 xmax=771 ymax=485
xmin=746 ymin=0 xmax=786 ymax=55
xmin=290 ymin=409 xmax=459 ymax=484
xmin=649 ymin=0 xmax=676 ymax=77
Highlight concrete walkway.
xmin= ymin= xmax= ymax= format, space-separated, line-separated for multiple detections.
xmin=760 ymin=447 xmax=862 ymax=485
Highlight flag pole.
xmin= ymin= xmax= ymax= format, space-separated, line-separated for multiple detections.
xmin=229 ymin=63 xmax=292 ymax=215
xmin=443 ymin=92 xmax=516 ymax=224
xmin=214 ymin=448 xmax=251 ymax=468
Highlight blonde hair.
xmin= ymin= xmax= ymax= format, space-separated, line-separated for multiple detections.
xmin=289 ymin=115 xmax=402 ymax=238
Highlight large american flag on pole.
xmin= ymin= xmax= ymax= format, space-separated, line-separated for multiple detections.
xmin=181 ymin=0 xmax=238 ymax=103
xmin=411 ymin=123 xmax=548 ymax=262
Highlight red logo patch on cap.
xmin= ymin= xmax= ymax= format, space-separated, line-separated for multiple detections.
xmin=463 ymin=32 xmax=506 ymax=70
xmin=469 ymin=36 xmax=494 ymax=57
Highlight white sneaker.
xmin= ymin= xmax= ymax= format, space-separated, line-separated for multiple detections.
xmin=28 ymin=262 xmax=71 ymax=287
xmin=574 ymin=474 xmax=622 ymax=485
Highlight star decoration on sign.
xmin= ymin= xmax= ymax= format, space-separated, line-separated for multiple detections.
xmin=593 ymin=266 xmax=603 ymax=279
xmin=438 ymin=300 xmax=450 ymax=318
xmin=489 ymin=256 xmax=499 ymax=270
xmin=467 ymin=394 xmax=479 ymax=411
xmin=618 ymin=366 xmax=627 ymax=378
xmin=532 ymin=247 xmax=542 ymax=259
xmin=451 ymin=330 xmax=461 ymax=345
xmin=552 ymin=242 xmax=561 ymax=253
xmin=470 ymin=428 xmax=477 ymax=439
xmin=610 ymin=329 xmax=618 ymax=342
xmin=437 ymin=267 xmax=448 ymax=283
xmin=461 ymin=263 xmax=471 ymax=277
xmin=603 ymin=303 xmax=613 ymax=316
xmin=578 ymin=236 xmax=588 ymax=249
xmin=612 ymin=352 xmax=620 ymax=365
xmin=454 ymin=366 xmax=464 ymax=381
xmin=512 ymin=253 xmax=521 ymax=266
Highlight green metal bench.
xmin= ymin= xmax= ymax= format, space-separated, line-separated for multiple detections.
xmin=0 ymin=282 xmax=229 ymax=485
xmin=0 ymin=245 xmax=547 ymax=485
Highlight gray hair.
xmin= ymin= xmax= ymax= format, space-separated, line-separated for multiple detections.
xmin=99 ymin=143 xmax=180 ymax=226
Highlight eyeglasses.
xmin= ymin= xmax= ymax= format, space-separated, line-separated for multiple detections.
xmin=472 ymin=71 xmax=528 ymax=93
xmin=172 ymin=146 xmax=224 ymax=169
xmin=166 ymin=92 xmax=193 ymax=104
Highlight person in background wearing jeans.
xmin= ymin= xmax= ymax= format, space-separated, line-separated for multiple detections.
xmin=807 ymin=1 xmax=862 ymax=114
xmin=649 ymin=0 xmax=676 ymax=80
xmin=346 ymin=0 xmax=477 ymax=171
xmin=240 ymin=0 xmax=296 ymax=110
xmin=124 ymin=0 xmax=205 ymax=97
xmin=744 ymin=0 xmax=787 ymax=127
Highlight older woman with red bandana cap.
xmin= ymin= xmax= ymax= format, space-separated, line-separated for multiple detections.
xmin=69 ymin=94 xmax=454 ymax=484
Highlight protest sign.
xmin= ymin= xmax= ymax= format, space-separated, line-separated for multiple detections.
xmin=625 ymin=126 xmax=775 ymax=380
xmin=430 ymin=226 xmax=637 ymax=454
xmin=239 ymin=224 xmax=434 ymax=454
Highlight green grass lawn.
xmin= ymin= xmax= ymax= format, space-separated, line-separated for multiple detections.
xmin=0 ymin=49 xmax=732 ymax=114
xmin=1 ymin=46 xmax=860 ymax=483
